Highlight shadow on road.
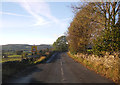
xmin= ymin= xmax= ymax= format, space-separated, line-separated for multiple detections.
xmin=29 ymin=78 xmax=44 ymax=83
xmin=2 ymin=65 xmax=43 ymax=83
xmin=2 ymin=53 xmax=61 ymax=83
xmin=46 ymin=53 xmax=61 ymax=63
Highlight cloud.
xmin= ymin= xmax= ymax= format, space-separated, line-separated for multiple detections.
xmin=0 ymin=11 xmax=31 ymax=17
xmin=18 ymin=0 xmax=59 ymax=26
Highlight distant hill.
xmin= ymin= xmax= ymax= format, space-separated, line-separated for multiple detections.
xmin=2 ymin=44 xmax=53 ymax=51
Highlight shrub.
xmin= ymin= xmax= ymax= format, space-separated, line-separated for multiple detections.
xmin=93 ymin=26 xmax=120 ymax=56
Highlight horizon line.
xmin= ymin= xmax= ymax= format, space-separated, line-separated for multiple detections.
xmin=0 ymin=43 xmax=53 ymax=46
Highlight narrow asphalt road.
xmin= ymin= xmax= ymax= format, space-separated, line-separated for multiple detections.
xmin=5 ymin=52 xmax=114 ymax=84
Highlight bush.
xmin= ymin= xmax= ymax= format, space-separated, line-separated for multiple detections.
xmin=93 ymin=26 xmax=120 ymax=56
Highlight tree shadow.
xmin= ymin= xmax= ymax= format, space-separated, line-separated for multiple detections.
xmin=46 ymin=53 xmax=61 ymax=63
xmin=2 ymin=66 xmax=43 ymax=83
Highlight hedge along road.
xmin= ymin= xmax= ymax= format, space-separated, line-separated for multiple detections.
xmin=4 ymin=52 xmax=114 ymax=84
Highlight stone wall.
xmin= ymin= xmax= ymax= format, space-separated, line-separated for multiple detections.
xmin=75 ymin=52 xmax=120 ymax=68
xmin=72 ymin=52 xmax=120 ymax=83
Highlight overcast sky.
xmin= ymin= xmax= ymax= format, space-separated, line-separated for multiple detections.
xmin=0 ymin=0 xmax=78 ymax=45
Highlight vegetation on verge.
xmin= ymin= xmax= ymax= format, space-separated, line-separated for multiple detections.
xmin=66 ymin=2 xmax=120 ymax=84
xmin=68 ymin=52 xmax=120 ymax=83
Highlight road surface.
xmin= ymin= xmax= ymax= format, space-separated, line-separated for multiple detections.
xmin=4 ymin=52 xmax=114 ymax=83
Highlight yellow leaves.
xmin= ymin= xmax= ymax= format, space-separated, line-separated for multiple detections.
xmin=68 ymin=3 xmax=106 ymax=53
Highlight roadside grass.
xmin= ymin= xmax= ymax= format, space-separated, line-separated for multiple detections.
xmin=68 ymin=52 xmax=120 ymax=84
xmin=2 ymin=51 xmax=56 ymax=82
xmin=34 ymin=56 xmax=46 ymax=64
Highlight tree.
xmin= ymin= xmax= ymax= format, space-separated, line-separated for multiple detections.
xmin=93 ymin=2 xmax=120 ymax=55
xmin=67 ymin=2 xmax=104 ymax=54
xmin=67 ymin=2 xmax=120 ymax=55
xmin=53 ymin=36 xmax=68 ymax=52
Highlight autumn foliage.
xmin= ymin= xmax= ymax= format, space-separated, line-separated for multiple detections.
xmin=67 ymin=2 xmax=120 ymax=55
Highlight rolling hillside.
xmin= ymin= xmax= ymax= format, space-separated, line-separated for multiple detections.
xmin=2 ymin=44 xmax=52 ymax=51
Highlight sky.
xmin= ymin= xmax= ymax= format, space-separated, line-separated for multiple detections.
xmin=0 ymin=0 xmax=78 ymax=45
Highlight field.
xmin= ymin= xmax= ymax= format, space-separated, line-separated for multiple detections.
xmin=1 ymin=53 xmax=23 ymax=63
xmin=8 ymin=55 xmax=21 ymax=57
xmin=1 ymin=57 xmax=22 ymax=63
xmin=1 ymin=50 xmax=31 ymax=63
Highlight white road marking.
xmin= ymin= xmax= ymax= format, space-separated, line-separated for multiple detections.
xmin=60 ymin=58 xmax=65 ymax=81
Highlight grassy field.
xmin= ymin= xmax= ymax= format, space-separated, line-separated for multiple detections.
xmin=1 ymin=57 xmax=22 ymax=63
xmin=0 ymin=54 xmax=22 ymax=63
xmin=1 ymin=51 xmax=31 ymax=63
xmin=8 ymin=55 xmax=21 ymax=57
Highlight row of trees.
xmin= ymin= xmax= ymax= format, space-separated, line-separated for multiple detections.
xmin=67 ymin=2 xmax=120 ymax=55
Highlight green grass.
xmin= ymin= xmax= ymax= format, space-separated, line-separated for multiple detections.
xmin=28 ymin=53 xmax=32 ymax=55
xmin=8 ymin=55 xmax=21 ymax=58
xmin=87 ymin=49 xmax=92 ymax=51
xmin=1 ymin=57 xmax=22 ymax=63
xmin=0 ymin=55 xmax=22 ymax=63
xmin=87 ymin=49 xmax=93 ymax=54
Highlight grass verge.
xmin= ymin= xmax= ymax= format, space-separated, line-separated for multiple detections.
xmin=67 ymin=52 xmax=120 ymax=84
